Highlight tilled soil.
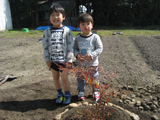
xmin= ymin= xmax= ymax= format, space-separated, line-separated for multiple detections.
xmin=0 ymin=35 xmax=160 ymax=120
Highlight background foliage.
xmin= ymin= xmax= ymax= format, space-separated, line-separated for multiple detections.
xmin=9 ymin=0 xmax=160 ymax=28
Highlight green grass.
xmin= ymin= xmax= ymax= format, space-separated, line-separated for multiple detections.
xmin=97 ymin=29 xmax=160 ymax=36
xmin=1 ymin=28 xmax=160 ymax=38
xmin=0 ymin=30 xmax=44 ymax=38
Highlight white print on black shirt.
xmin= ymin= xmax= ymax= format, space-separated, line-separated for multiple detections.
xmin=51 ymin=31 xmax=64 ymax=62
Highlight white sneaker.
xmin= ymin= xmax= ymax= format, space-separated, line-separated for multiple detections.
xmin=93 ymin=91 xmax=100 ymax=102
xmin=78 ymin=91 xmax=85 ymax=101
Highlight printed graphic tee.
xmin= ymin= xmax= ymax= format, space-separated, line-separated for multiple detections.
xmin=50 ymin=27 xmax=65 ymax=63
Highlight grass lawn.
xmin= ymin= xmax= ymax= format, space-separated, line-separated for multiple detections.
xmin=0 ymin=28 xmax=160 ymax=38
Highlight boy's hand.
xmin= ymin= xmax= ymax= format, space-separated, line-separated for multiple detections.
xmin=66 ymin=62 xmax=72 ymax=68
xmin=84 ymin=54 xmax=92 ymax=61
xmin=77 ymin=54 xmax=84 ymax=62
xmin=46 ymin=62 xmax=51 ymax=69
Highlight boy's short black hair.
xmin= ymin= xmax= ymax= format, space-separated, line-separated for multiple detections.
xmin=77 ymin=13 xmax=94 ymax=27
xmin=49 ymin=3 xmax=65 ymax=17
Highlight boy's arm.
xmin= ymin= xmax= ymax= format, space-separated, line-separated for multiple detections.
xmin=46 ymin=62 xmax=51 ymax=69
xmin=73 ymin=37 xmax=80 ymax=58
xmin=90 ymin=35 xmax=103 ymax=59
xmin=43 ymin=29 xmax=51 ymax=63
xmin=66 ymin=30 xmax=74 ymax=63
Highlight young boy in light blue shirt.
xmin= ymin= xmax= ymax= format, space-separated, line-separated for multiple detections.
xmin=74 ymin=13 xmax=103 ymax=101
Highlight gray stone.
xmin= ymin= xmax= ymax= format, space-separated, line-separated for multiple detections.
xmin=143 ymin=92 xmax=150 ymax=96
xmin=150 ymin=105 xmax=157 ymax=111
xmin=129 ymin=101 xmax=135 ymax=105
xmin=150 ymin=95 xmax=153 ymax=100
xmin=130 ymin=113 xmax=140 ymax=120
xmin=141 ymin=101 xmax=146 ymax=107
xmin=128 ymin=86 xmax=134 ymax=91
xmin=69 ymin=103 xmax=79 ymax=108
xmin=136 ymin=93 xmax=141 ymax=97
xmin=146 ymin=101 xmax=152 ymax=105
xmin=151 ymin=115 xmax=159 ymax=120
xmin=126 ymin=96 xmax=131 ymax=100
xmin=153 ymin=101 xmax=159 ymax=108
xmin=135 ymin=101 xmax=141 ymax=107
xmin=131 ymin=99 xmax=136 ymax=102
xmin=83 ymin=102 xmax=89 ymax=106
xmin=138 ymin=106 xmax=144 ymax=110
xmin=54 ymin=114 xmax=61 ymax=120
xmin=126 ymin=100 xmax=130 ymax=104
xmin=144 ymin=105 xmax=151 ymax=111
xmin=119 ymin=99 xmax=123 ymax=103
xmin=140 ymin=94 xmax=144 ymax=98
xmin=121 ymin=94 xmax=127 ymax=100
xmin=130 ymin=94 xmax=136 ymax=98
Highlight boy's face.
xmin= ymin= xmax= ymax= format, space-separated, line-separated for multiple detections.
xmin=79 ymin=21 xmax=93 ymax=36
xmin=50 ymin=11 xmax=65 ymax=28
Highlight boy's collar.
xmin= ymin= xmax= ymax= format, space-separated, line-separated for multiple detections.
xmin=51 ymin=25 xmax=64 ymax=29
xmin=80 ymin=33 xmax=93 ymax=38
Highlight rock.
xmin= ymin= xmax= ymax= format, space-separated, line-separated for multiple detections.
xmin=130 ymin=113 xmax=140 ymax=120
xmin=121 ymin=94 xmax=127 ymax=100
xmin=153 ymin=97 xmax=158 ymax=101
xmin=126 ymin=96 xmax=131 ymax=100
xmin=129 ymin=101 xmax=135 ymax=105
xmin=83 ymin=101 xmax=89 ymax=106
xmin=153 ymin=101 xmax=159 ymax=108
xmin=54 ymin=114 xmax=61 ymax=120
xmin=138 ymin=86 xmax=143 ymax=90
xmin=144 ymin=98 xmax=149 ymax=102
xmin=144 ymin=105 xmax=151 ymax=111
xmin=131 ymin=99 xmax=136 ymax=102
xmin=128 ymin=86 xmax=134 ymax=91
xmin=151 ymin=115 xmax=159 ymax=120
xmin=150 ymin=95 xmax=153 ymax=100
xmin=77 ymin=102 xmax=82 ymax=106
xmin=136 ymin=92 xmax=141 ymax=97
xmin=135 ymin=101 xmax=141 ymax=107
xmin=122 ymin=85 xmax=128 ymax=90
xmin=141 ymin=101 xmax=146 ymax=106
xmin=150 ymin=105 xmax=157 ymax=111
xmin=126 ymin=100 xmax=130 ymax=104
xmin=146 ymin=101 xmax=152 ymax=105
xmin=69 ymin=103 xmax=79 ymax=108
xmin=89 ymin=104 xmax=92 ymax=106
xmin=138 ymin=106 xmax=144 ymax=110
xmin=119 ymin=99 xmax=123 ymax=103
xmin=130 ymin=94 xmax=136 ymax=98
xmin=140 ymin=94 xmax=144 ymax=98
xmin=143 ymin=92 xmax=150 ymax=96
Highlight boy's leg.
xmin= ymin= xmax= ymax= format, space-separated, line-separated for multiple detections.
xmin=61 ymin=70 xmax=70 ymax=91
xmin=61 ymin=70 xmax=71 ymax=104
xmin=51 ymin=69 xmax=61 ymax=90
xmin=51 ymin=69 xmax=64 ymax=104
xmin=77 ymin=77 xmax=85 ymax=100
xmin=77 ymin=77 xmax=85 ymax=92
xmin=90 ymin=67 xmax=100 ymax=102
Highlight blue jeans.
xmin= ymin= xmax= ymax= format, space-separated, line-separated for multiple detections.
xmin=77 ymin=66 xmax=99 ymax=92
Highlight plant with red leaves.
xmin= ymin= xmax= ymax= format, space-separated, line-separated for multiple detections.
xmin=54 ymin=62 xmax=129 ymax=119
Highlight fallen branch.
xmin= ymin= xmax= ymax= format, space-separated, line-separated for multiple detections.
xmin=0 ymin=75 xmax=10 ymax=86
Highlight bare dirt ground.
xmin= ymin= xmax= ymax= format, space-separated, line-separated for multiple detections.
xmin=0 ymin=35 xmax=160 ymax=120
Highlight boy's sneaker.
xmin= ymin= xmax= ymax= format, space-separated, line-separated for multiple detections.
xmin=78 ymin=91 xmax=85 ymax=101
xmin=56 ymin=92 xmax=64 ymax=104
xmin=93 ymin=91 xmax=100 ymax=102
xmin=63 ymin=92 xmax=71 ymax=104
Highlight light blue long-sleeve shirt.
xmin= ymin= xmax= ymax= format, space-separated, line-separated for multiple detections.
xmin=74 ymin=33 xmax=103 ymax=66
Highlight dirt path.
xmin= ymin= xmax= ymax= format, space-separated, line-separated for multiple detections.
xmin=0 ymin=35 xmax=160 ymax=119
